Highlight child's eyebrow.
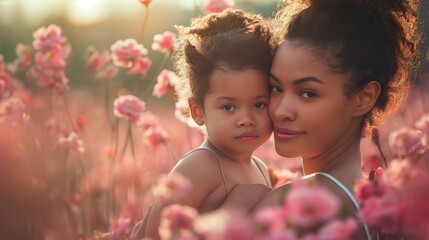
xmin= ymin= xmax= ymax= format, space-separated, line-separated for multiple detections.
xmin=269 ymin=73 xmax=324 ymax=85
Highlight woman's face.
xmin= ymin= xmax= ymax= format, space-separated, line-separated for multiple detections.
xmin=269 ymin=40 xmax=359 ymax=159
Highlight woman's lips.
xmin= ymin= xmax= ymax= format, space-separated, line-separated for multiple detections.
xmin=273 ymin=126 xmax=303 ymax=141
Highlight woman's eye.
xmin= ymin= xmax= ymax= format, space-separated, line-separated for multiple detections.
xmin=270 ymin=86 xmax=282 ymax=93
xmin=222 ymin=104 xmax=235 ymax=111
xmin=300 ymin=91 xmax=317 ymax=98
xmin=254 ymin=102 xmax=267 ymax=109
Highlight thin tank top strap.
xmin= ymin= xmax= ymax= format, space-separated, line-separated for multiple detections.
xmin=307 ymin=172 xmax=372 ymax=240
xmin=181 ymin=147 xmax=229 ymax=197
xmin=251 ymin=156 xmax=271 ymax=187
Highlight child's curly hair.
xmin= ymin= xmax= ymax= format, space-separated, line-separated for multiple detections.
xmin=174 ymin=8 xmax=274 ymax=107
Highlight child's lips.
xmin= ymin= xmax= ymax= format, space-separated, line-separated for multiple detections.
xmin=236 ymin=133 xmax=258 ymax=141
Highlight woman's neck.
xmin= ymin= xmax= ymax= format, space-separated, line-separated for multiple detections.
xmin=301 ymin=136 xmax=363 ymax=192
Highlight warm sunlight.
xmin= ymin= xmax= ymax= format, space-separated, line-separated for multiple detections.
xmin=67 ymin=0 xmax=108 ymax=25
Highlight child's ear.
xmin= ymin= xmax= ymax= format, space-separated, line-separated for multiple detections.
xmin=352 ymin=81 xmax=381 ymax=116
xmin=188 ymin=98 xmax=205 ymax=126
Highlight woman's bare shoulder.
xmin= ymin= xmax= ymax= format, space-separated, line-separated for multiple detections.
xmin=253 ymin=182 xmax=293 ymax=211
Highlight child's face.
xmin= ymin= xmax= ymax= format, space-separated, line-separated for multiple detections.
xmin=269 ymin=40 xmax=359 ymax=159
xmin=201 ymin=68 xmax=272 ymax=157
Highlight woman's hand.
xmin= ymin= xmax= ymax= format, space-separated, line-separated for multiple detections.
xmin=220 ymin=184 xmax=272 ymax=213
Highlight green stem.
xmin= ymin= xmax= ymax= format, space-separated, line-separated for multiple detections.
xmin=139 ymin=4 xmax=150 ymax=44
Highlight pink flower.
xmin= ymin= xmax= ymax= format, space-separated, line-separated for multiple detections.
xmin=153 ymin=69 xmax=180 ymax=98
xmin=202 ymin=0 xmax=235 ymax=14
xmin=316 ymin=218 xmax=358 ymax=240
xmin=34 ymin=49 xmax=67 ymax=69
xmin=143 ymin=126 xmax=169 ymax=148
xmin=284 ymin=180 xmax=340 ymax=227
xmin=155 ymin=173 xmax=192 ymax=204
xmin=354 ymin=178 xmax=384 ymax=202
xmin=110 ymin=39 xmax=148 ymax=68
xmin=159 ymin=204 xmax=199 ymax=240
xmin=0 ymin=96 xmax=25 ymax=125
xmin=95 ymin=64 xmax=119 ymax=81
xmin=28 ymin=66 xmax=69 ymax=92
xmin=194 ymin=209 xmax=254 ymax=240
xmin=110 ymin=217 xmax=131 ymax=237
xmin=0 ymin=71 xmax=14 ymax=101
xmin=254 ymin=207 xmax=285 ymax=232
xmin=32 ymin=24 xmax=67 ymax=51
xmin=359 ymin=192 xmax=403 ymax=234
xmin=388 ymin=127 xmax=424 ymax=157
xmin=415 ymin=113 xmax=429 ymax=146
xmin=127 ymin=57 xmax=152 ymax=75
xmin=415 ymin=113 xmax=429 ymax=135
xmin=137 ymin=111 xmax=160 ymax=131
xmin=86 ymin=48 xmax=110 ymax=72
xmin=152 ymin=31 xmax=176 ymax=53
xmin=7 ymin=43 xmax=33 ymax=73
xmin=113 ymin=95 xmax=145 ymax=123
xmin=57 ymin=132 xmax=85 ymax=153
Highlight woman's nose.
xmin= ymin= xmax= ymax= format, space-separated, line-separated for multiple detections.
xmin=269 ymin=96 xmax=296 ymax=121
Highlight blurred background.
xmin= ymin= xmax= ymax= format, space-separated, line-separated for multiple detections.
xmin=0 ymin=0 xmax=428 ymax=239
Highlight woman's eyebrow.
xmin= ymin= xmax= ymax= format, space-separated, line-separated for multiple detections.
xmin=269 ymin=73 xmax=324 ymax=85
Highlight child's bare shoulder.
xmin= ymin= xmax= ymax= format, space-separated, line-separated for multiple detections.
xmin=170 ymin=148 xmax=222 ymax=185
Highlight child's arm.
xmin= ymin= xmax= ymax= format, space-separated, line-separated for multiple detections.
xmin=133 ymin=150 xmax=222 ymax=239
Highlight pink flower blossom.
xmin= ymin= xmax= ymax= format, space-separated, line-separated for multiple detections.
xmin=202 ymin=0 xmax=235 ymax=14
xmin=32 ymin=24 xmax=67 ymax=51
xmin=86 ymin=48 xmax=111 ymax=72
xmin=127 ymin=57 xmax=152 ymax=75
xmin=388 ymin=127 xmax=424 ymax=157
xmin=155 ymin=173 xmax=192 ymax=204
xmin=316 ymin=218 xmax=358 ymax=240
xmin=7 ymin=43 xmax=33 ymax=73
xmin=34 ymin=50 xmax=67 ymax=69
xmin=28 ymin=66 xmax=69 ymax=92
xmin=143 ymin=126 xmax=169 ymax=148
xmin=359 ymin=192 xmax=403 ymax=234
xmin=415 ymin=113 xmax=429 ymax=135
xmin=152 ymin=31 xmax=177 ymax=53
xmin=0 ymin=96 xmax=25 ymax=125
xmin=137 ymin=111 xmax=160 ymax=131
xmin=415 ymin=113 xmax=429 ymax=146
xmin=153 ymin=69 xmax=180 ymax=98
xmin=354 ymin=178 xmax=385 ymax=202
xmin=159 ymin=204 xmax=198 ymax=240
xmin=0 ymin=71 xmax=14 ymax=101
xmin=113 ymin=95 xmax=145 ymax=123
xmin=193 ymin=209 xmax=254 ymax=240
xmin=110 ymin=217 xmax=131 ymax=237
xmin=110 ymin=39 xmax=148 ymax=68
xmin=284 ymin=180 xmax=340 ymax=227
xmin=254 ymin=206 xmax=286 ymax=232
xmin=95 ymin=64 xmax=119 ymax=81
xmin=381 ymin=159 xmax=423 ymax=189
xmin=57 ymin=132 xmax=85 ymax=153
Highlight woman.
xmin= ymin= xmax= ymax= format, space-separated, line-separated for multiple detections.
xmin=223 ymin=0 xmax=421 ymax=239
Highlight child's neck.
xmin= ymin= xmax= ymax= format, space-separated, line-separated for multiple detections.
xmin=202 ymin=138 xmax=253 ymax=164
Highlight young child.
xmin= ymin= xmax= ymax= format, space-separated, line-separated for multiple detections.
xmin=131 ymin=8 xmax=274 ymax=239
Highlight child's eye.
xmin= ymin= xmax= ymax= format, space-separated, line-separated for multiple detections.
xmin=270 ymin=86 xmax=282 ymax=93
xmin=300 ymin=91 xmax=317 ymax=99
xmin=222 ymin=104 xmax=235 ymax=111
xmin=254 ymin=102 xmax=267 ymax=109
